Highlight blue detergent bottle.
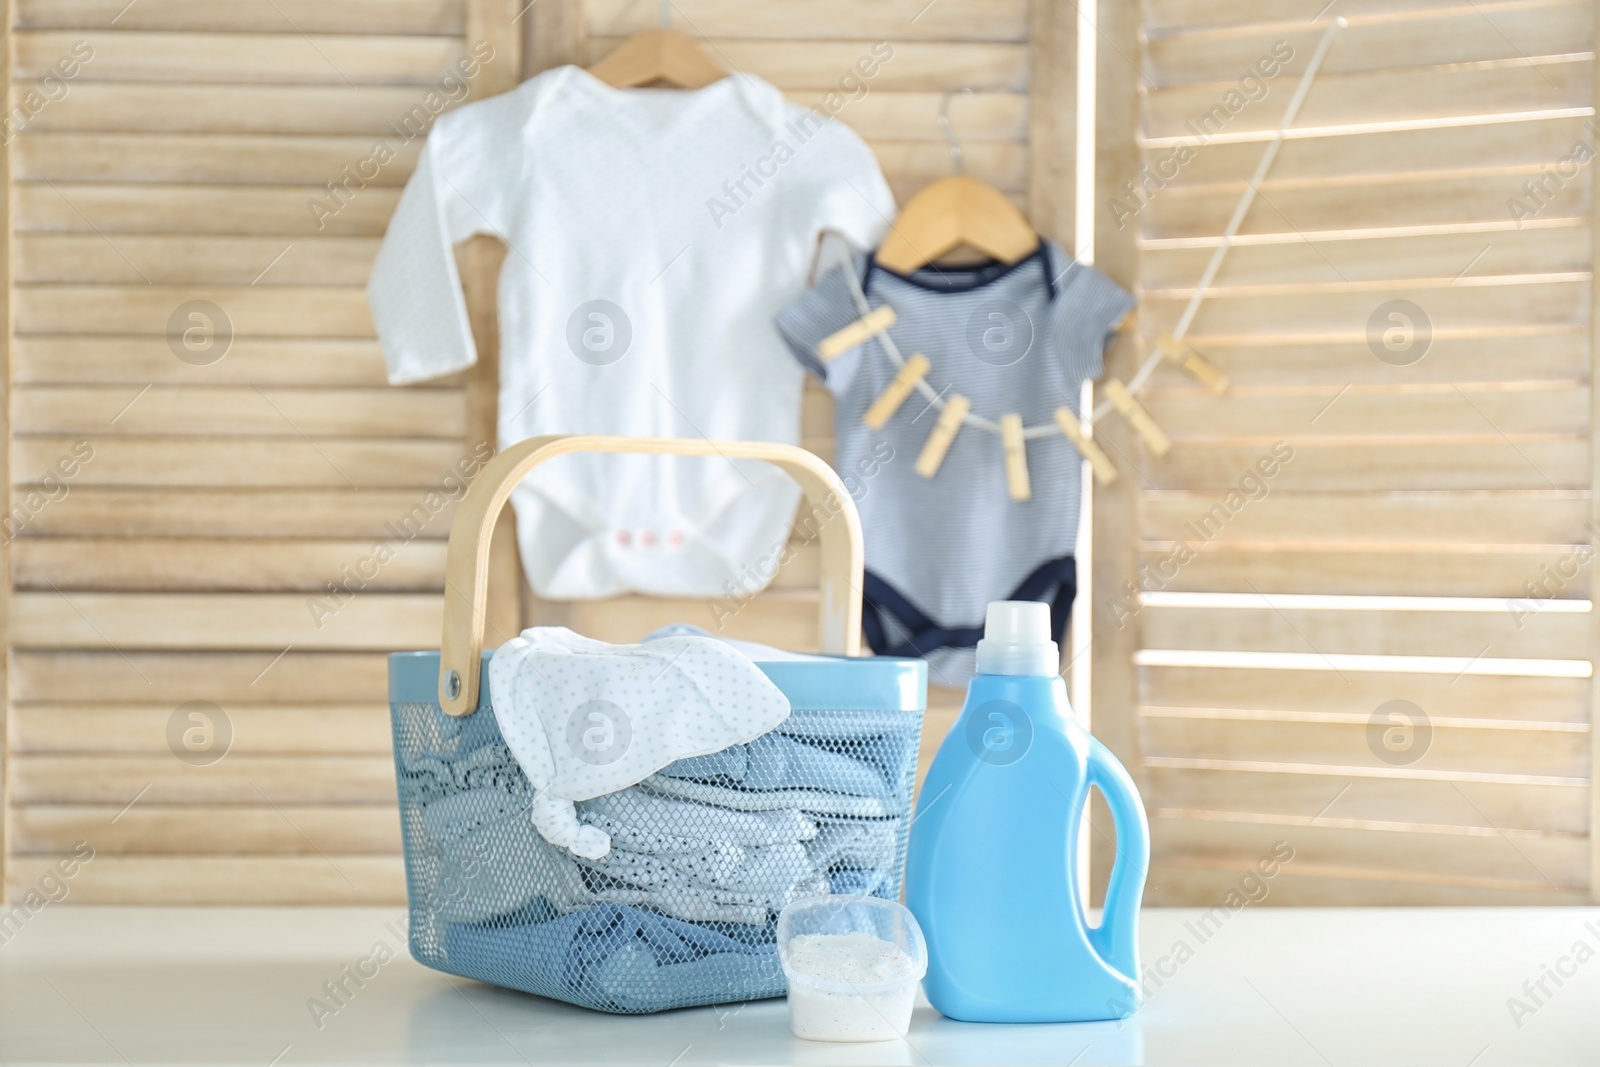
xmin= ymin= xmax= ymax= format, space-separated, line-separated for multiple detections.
xmin=906 ymin=601 xmax=1150 ymax=1023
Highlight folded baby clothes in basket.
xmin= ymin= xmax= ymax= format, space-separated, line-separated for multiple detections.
xmin=487 ymin=627 xmax=791 ymax=859
xmin=579 ymin=789 xmax=817 ymax=848
xmin=405 ymin=625 xmax=915 ymax=1009
xmin=403 ymin=744 xmax=527 ymax=806
xmin=416 ymin=776 xmax=832 ymax=926
xmin=572 ymin=788 xmax=829 ymax=924
xmin=444 ymin=900 xmax=784 ymax=1014
xmin=655 ymin=732 xmax=892 ymax=797
xmin=413 ymin=764 xmax=899 ymax=926
xmin=638 ymin=625 xmax=918 ymax=815
xmin=639 ymin=706 xmax=918 ymax=817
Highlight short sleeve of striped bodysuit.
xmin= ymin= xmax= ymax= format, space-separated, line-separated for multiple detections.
xmin=773 ymin=250 xmax=875 ymax=398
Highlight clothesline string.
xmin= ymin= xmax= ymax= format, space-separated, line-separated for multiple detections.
xmin=1168 ymin=19 xmax=1344 ymax=344
xmin=1090 ymin=16 xmax=1344 ymax=422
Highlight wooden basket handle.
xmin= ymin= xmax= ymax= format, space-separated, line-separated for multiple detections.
xmin=438 ymin=434 xmax=864 ymax=715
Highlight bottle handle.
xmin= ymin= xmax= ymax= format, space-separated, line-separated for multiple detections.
xmin=1085 ymin=737 xmax=1150 ymax=984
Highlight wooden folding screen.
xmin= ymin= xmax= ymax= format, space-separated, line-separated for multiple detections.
xmin=0 ymin=1 xmax=1073 ymax=903
xmin=1093 ymin=0 xmax=1598 ymax=903
xmin=0 ymin=0 xmax=522 ymax=903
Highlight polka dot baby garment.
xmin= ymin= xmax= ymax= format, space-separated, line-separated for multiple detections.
xmin=488 ymin=627 xmax=791 ymax=858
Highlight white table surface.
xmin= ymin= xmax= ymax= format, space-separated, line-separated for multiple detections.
xmin=1 ymin=906 xmax=1596 ymax=1065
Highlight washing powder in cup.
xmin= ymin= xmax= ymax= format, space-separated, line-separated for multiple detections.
xmin=785 ymin=932 xmax=917 ymax=1040
xmin=777 ymin=895 xmax=927 ymax=1041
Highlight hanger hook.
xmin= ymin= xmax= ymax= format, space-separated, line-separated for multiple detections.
xmin=937 ymin=88 xmax=973 ymax=176
xmin=658 ymin=0 xmax=669 ymax=29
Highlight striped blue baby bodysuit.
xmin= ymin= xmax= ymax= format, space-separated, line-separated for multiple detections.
xmin=776 ymin=242 xmax=1133 ymax=684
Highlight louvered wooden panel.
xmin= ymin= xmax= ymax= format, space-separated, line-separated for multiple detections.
xmin=4 ymin=855 xmax=405 ymax=903
xmin=15 ymin=236 xmax=384 ymax=286
xmin=1144 ymin=548 xmax=1594 ymax=598
xmin=12 ymin=651 xmax=389 ymax=702
xmin=585 ymin=0 xmax=1030 ymax=40
xmin=11 ymin=804 xmax=402 ymax=853
xmin=14 ymin=488 xmax=463 ymax=537
xmin=11 ymin=703 xmax=393 ymax=752
xmin=13 ymin=437 xmax=478 ymax=486
xmin=0 ymin=0 xmax=522 ymax=904
xmin=14 ymin=2 xmax=466 ymax=34
xmin=14 ymin=538 xmax=450 ymax=591
xmin=16 ymin=386 xmax=466 ymax=436
xmin=1147 ymin=4 xmax=1593 ymax=83
xmin=1 ymin=1 xmax=1075 ymax=902
xmin=1094 ymin=0 xmax=1600 ymax=904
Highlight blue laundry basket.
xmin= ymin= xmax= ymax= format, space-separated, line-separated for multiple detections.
xmin=388 ymin=434 xmax=927 ymax=1014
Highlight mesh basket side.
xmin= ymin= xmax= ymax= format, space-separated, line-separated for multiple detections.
xmin=390 ymin=698 xmax=923 ymax=1014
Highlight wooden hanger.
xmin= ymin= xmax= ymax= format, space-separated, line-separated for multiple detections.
xmin=877 ymin=176 xmax=1039 ymax=272
xmin=876 ymin=91 xmax=1038 ymax=273
xmin=587 ymin=29 xmax=724 ymax=89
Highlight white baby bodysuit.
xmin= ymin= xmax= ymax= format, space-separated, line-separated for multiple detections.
xmin=369 ymin=66 xmax=893 ymax=599
xmin=488 ymin=627 xmax=791 ymax=858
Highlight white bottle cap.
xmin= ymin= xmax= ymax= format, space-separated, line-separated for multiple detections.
xmin=974 ymin=601 xmax=1059 ymax=676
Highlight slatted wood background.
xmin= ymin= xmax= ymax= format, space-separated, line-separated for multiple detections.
xmin=1090 ymin=0 xmax=1600 ymax=904
xmin=0 ymin=0 xmax=532 ymax=903
xmin=0 ymin=0 xmax=1073 ymax=903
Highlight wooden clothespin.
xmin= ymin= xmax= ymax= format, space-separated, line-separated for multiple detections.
xmin=915 ymin=394 xmax=970 ymax=477
xmin=999 ymin=413 xmax=1031 ymax=501
xmin=1102 ymin=380 xmax=1172 ymax=455
xmin=817 ymin=306 xmax=895 ymax=362
xmin=864 ymin=354 xmax=930 ymax=430
xmin=1053 ymin=407 xmax=1118 ymax=484
xmin=1155 ymin=334 xmax=1228 ymax=393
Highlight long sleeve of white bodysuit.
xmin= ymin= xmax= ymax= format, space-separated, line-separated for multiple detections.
xmin=368 ymin=109 xmax=515 ymax=385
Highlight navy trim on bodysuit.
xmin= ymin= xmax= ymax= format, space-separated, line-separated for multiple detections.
xmin=862 ymin=243 xmax=1058 ymax=301
xmin=860 ymin=556 xmax=1077 ymax=660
